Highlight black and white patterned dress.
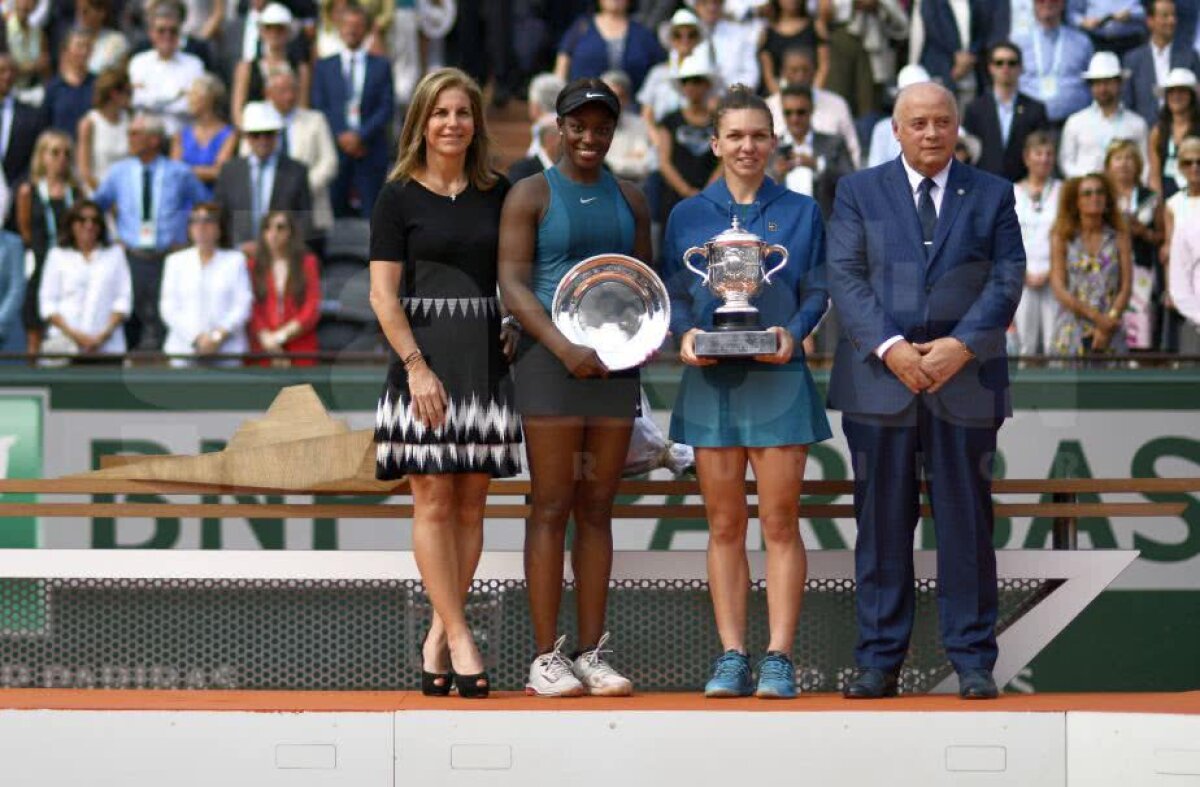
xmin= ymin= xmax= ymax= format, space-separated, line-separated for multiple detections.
xmin=369 ymin=177 xmax=522 ymax=478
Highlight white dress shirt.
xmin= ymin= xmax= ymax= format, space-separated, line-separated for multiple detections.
xmin=1151 ymin=42 xmax=1171 ymax=94
xmin=876 ymin=155 xmax=952 ymax=358
xmin=159 ymin=247 xmax=253 ymax=366
xmin=128 ymin=49 xmax=205 ymax=136
xmin=706 ymin=18 xmax=761 ymax=93
xmin=341 ymin=47 xmax=367 ymax=130
xmin=38 ymin=245 xmax=132 ymax=354
xmin=1058 ymin=102 xmax=1149 ymax=179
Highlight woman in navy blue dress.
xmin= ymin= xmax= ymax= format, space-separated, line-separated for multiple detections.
xmin=662 ymin=85 xmax=831 ymax=699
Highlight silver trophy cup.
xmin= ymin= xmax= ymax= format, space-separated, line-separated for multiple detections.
xmin=683 ymin=216 xmax=788 ymax=357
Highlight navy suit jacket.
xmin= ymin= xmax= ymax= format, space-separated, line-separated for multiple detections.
xmin=963 ymin=91 xmax=1049 ymax=182
xmin=311 ymin=52 xmax=394 ymax=164
xmin=918 ymin=0 xmax=987 ymax=88
xmin=826 ymin=157 xmax=1026 ymax=423
xmin=1122 ymin=43 xmax=1200 ymax=128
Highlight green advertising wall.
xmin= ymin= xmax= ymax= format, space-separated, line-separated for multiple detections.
xmin=0 ymin=364 xmax=1197 ymax=692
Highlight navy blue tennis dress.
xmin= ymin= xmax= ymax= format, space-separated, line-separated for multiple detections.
xmin=511 ymin=165 xmax=642 ymax=418
xmin=662 ymin=178 xmax=832 ymax=447
xmin=370 ymin=176 xmax=523 ymax=477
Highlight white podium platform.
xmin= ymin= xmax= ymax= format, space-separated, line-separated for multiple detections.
xmin=0 ymin=690 xmax=1197 ymax=787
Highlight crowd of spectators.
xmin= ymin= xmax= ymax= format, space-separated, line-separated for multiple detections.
xmin=1 ymin=0 xmax=1199 ymax=364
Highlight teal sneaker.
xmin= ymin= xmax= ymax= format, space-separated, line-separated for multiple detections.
xmin=704 ymin=650 xmax=753 ymax=698
xmin=755 ymin=651 xmax=797 ymax=699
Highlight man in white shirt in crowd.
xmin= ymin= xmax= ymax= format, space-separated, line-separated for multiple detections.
xmin=689 ymin=0 xmax=762 ymax=92
xmin=128 ymin=1 xmax=204 ymax=136
xmin=1059 ymin=51 xmax=1148 ymax=178
xmin=767 ymin=46 xmax=861 ymax=168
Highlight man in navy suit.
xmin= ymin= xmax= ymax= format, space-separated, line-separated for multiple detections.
xmin=1122 ymin=0 xmax=1200 ymax=128
xmin=311 ymin=2 xmax=394 ymax=218
xmin=827 ymin=82 xmax=1026 ymax=700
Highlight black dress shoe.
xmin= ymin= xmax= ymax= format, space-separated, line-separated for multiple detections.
xmin=843 ymin=667 xmax=899 ymax=699
xmin=957 ymin=668 xmax=999 ymax=699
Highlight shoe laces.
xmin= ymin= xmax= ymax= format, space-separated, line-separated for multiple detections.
xmin=578 ymin=632 xmax=619 ymax=676
xmin=759 ymin=653 xmax=793 ymax=682
xmin=711 ymin=650 xmax=749 ymax=680
xmin=537 ymin=634 xmax=575 ymax=681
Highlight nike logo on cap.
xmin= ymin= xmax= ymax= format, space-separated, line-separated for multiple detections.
xmin=580 ymin=197 xmax=598 ymax=204
xmin=585 ymin=92 xmax=607 ymax=99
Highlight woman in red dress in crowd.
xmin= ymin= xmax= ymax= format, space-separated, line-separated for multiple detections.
xmin=246 ymin=210 xmax=322 ymax=366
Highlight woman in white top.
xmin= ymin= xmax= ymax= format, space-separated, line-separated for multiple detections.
xmin=76 ymin=68 xmax=131 ymax=193
xmin=1012 ymin=131 xmax=1062 ymax=357
xmin=160 ymin=202 xmax=253 ymax=367
xmin=38 ymin=200 xmax=131 ymax=360
xmin=1168 ymin=190 xmax=1200 ymax=355
xmin=1164 ymin=135 xmax=1200 ymax=352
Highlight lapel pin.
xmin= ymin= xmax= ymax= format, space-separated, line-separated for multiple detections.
xmin=957 ymin=188 xmax=965 ymax=196
xmin=768 ymin=221 xmax=777 ymax=232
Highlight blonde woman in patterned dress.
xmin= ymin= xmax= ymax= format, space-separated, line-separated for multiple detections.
xmin=368 ymin=68 xmax=522 ymax=699
xmin=1049 ymin=173 xmax=1133 ymax=355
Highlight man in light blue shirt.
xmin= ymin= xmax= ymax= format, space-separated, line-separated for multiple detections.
xmin=1014 ymin=0 xmax=1095 ymax=123
xmin=1069 ymin=0 xmax=1149 ymax=56
xmin=93 ymin=112 xmax=207 ymax=350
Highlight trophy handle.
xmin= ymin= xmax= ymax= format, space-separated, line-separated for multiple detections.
xmin=683 ymin=246 xmax=709 ymax=285
xmin=762 ymin=244 xmax=789 ymax=285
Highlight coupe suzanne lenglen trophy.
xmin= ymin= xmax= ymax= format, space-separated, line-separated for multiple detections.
xmin=683 ymin=216 xmax=788 ymax=357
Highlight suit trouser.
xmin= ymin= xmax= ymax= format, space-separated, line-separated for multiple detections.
xmin=125 ymin=249 xmax=167 ymax=352
xmin=842 ymin=398 xmax=1000 ymax=674
xmin=331 ymin=150 xmax=385 ymax=219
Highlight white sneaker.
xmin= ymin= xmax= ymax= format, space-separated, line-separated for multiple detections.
xmin=571 ymin=632 xmax=633 ymax=696
xmin=525 ymin=635 xmax=587 ymax=697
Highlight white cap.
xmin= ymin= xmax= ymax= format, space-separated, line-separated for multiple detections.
xmin=675 ymin=51 xmax=715 ymax=82
xmin=258 ymin=2 xmax=293 ymax=26
xmin=896 ymin=64 xmax=931 ymax=90
xmin=670 ymin=8 xmax=701 ymax=28
xmin=1082 ymin=51 xmax=1125 ymax=81
xmin=241 ymin=101 xmax=283 ymax=133
xmin=1157 ymin=67 xmax=1198 ymax=95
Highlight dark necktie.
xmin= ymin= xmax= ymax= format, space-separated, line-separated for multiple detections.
xmin=918 ymin=177 xmax=937 ymax=250
xmin=142 ymin=163 xmax=153 ymax=222
xmin=279 ymin=124 xmax=289 ymax=157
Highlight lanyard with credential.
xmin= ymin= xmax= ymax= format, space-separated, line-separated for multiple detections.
xmin=134 ymin=162 xmax=167 ymax=248
xmin=37 ymin=181 xmax=74 ymax=248
xmin=1031 ymin=27 xmax=1064 ymax=80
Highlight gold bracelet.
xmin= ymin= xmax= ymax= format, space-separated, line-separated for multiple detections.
xmin=402 ymin=350 xmax=423 ymax=369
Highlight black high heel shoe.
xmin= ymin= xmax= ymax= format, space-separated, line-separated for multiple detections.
xmin=453 ymin=670 xmax=490 ymax=699
xmin=419 ymin=643 xmax=453 ymax=697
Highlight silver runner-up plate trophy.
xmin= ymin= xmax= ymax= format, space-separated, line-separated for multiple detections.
xmin=683 ymin=216 xmax=789 ymax=357
xmin=552 ymin=253 xmax=671 ymax=371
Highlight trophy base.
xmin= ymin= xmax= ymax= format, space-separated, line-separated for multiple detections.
xmin=694 ymin=330 xmax=778 ymax=358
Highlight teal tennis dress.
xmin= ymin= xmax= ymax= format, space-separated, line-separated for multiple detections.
xmin=511 ymin=164 xmax=642 ymax=418
xmin=662 ymin=180 xmax=832 ymax=447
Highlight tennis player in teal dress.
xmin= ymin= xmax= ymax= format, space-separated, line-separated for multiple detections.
xmin=661 ymin=86 xmax=831 ymax=699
